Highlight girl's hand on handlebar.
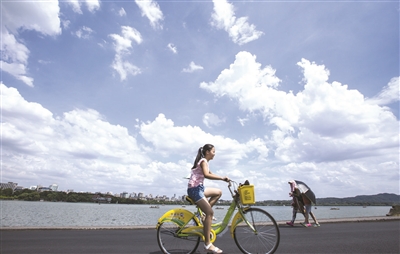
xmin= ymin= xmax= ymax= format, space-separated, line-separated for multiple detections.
xmin=222 ymin=177 xmax=230 ymax=182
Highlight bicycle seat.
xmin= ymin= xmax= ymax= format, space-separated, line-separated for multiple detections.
xmin=185 ymin=196 xmax=196 ymax=205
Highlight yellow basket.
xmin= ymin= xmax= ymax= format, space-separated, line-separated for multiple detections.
xmin=238 ymin=185 xmax=255 ymax=205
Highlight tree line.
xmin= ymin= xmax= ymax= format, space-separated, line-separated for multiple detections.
xmin=0 ymin=188 xmax=185 ymax=205
xmin=1 ymin=188 xmax=398 ymax=206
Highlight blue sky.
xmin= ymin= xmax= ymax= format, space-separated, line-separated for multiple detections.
xmin=1 ymin=0 xmax=399 ymax=201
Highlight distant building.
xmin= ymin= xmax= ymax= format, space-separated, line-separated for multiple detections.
xmin=120 ymin=192 xmax=129 ymax=198
xmin=49 ymin=184 xmax=58 ymax=191
xmin=38 ymin=187 xmax=52 ymax=192
xmin=0 ymin=182 xmax=18 ymax=192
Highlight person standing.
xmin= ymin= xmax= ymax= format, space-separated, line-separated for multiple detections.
xmin=187 ymin=144 xmax=230 ymax=253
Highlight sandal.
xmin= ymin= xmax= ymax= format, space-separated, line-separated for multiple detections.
xmin=204 ymin=243 xmax=223 ymax=253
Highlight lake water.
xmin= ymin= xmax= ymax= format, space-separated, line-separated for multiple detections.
xmin=1 ymin=200 xmax=392 ymax=228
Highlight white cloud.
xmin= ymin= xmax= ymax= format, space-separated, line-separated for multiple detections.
xmin=168 ymin=43 xmax=177 ymax=54
xmin=237 ymin=116 xmax=249 ymax=126
xmin=111 ymin=55 xmax=141 ymax=81
xmin=203 ymin=113 xmax=226 ymax=128
xmin=110 ymin=26 xmax=143 ymax=52
xmin=66 ymin=0 xmax=100 ymax=14
xmin=119 ymin=7 xmax=127 ymax=17
xmin=86 ymin=0 xmax=100 ymax=13
xmin=135 ymin=0 xmax=164 ymax=30
xmin=75 ymin=26 xmax=94 ymax=39
xmin=366 ymin=77 xmax=399 ymax=105
xmin=109 ymin=26 xmax=143 ymax=80
xmin=0 ymin=1 xmax=61 ymax=87
xmin=199 ymin=51 xmax=399 ymax=198
xmin=61 ymin=19 xmax=71 ymax=30
xmin=0 ymin=61 xmax=34 ymax=87
xmin=1 ymin=1 xmax=61 ymax=36
xmin=1 ymin=82 xmax=153 ymax=192
xmin=211 ymin=0 xmax=263 ymax=45
xmin=139 ymin=114 xmax=263 ymax=168
xmin=182 ymin=61 xmax=204 ymax=73
xmin=0 ymin=85 xmax=266 ymax=196
xmin=200 ymin=51 xmax=282 ymax=115
xmin=201 ymin=52 xmax=399 ymax=164
xmin=0 ymin=36 xmax=34 ymax=86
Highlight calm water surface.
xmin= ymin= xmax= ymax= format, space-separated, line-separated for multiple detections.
xmin=1 ymin=200 xmax=391 ymax=228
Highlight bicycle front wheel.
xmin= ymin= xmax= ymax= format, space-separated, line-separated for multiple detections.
xmin=157 ymin=218 xmax=201 ymax=254
xmin=233 ymin=207 xmax=280 ymax=254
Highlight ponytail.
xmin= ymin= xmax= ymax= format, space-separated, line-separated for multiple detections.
xmin=191 ymin=144 xmax=214 ymax=169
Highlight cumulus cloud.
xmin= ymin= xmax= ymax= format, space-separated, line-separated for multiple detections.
xmin=0 ymin=1 xmax=61 ymax=87
xmin=109 ymin=26 xmax=142 ymax=80
xmin=203 ymin=113 xmax=226 ymax=128
xmin=1 ymin=82 xmax=155 ymax=193
xmin=201 ymin=52 xmax=399 ymax=163
xmin=135 ymin=0 xmax=164 ymax=30
xmin=366 ymin=77 xmax=399 ymax=105
xmin=211 ymin=0 xmax=263 ymax=45
xmin=1 ymin=84 xmax=268 ymax=195
xmin=182 ymin=61 xmax=204 ymax=73
xmin=199 ymin=51 xmax=399 ymax=197
xmin=0 ymin=31 xmax=33 ymax=86
xmin=139 ymin=113 xmax=265 ymax=168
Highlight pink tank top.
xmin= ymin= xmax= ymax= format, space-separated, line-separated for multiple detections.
xmin=188 ymin=158 xmax=208 ymax=188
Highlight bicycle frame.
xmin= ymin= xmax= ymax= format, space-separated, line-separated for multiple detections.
xmin=156 ymin=181 xmax=256 ymax=243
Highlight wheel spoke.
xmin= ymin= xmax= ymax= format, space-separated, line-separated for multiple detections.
xmin=157 ymin=220 xmax=201 ymax=254
xmin=233 ymin=208 xmax=280 ymax=254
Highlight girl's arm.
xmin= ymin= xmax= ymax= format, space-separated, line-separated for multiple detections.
xmin=200 ymin=160 xmax=229 ymax=181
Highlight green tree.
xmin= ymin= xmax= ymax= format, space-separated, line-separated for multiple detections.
xmin=18 ymin=192 xmax=40 ymax=201
xmin=0 ymin=188 xmax=13 ymax=197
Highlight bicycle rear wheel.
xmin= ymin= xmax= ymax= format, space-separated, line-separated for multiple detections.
xmin=233 ymin=207 xmax=280 ymax=254
xmin=157 ymin=219 xmax=201 ymax=254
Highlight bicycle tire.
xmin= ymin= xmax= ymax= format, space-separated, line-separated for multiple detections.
xmin=233 ymin=207 xmax=280 ymax=254
xmin=157 ymin=218 xmax=201 ymax=254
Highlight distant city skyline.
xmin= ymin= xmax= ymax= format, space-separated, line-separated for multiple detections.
xmin=1 ymin=181 xmax=181 ymax=200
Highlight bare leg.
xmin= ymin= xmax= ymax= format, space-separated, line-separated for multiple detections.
xmin=291 ymin=207 xmax=297 ymax=223
xmin=196 ymin=198 xmax=221 ymax=252
xmin=310 ymin=211 xmax=319 ymax=224
xmin=204 ymin=187 xmax=222 ymax=207
xmin=302 ymin=194 xmax=311 ymax=224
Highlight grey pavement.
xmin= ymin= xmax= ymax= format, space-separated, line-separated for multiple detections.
xmin=1 ymin=216 xmax=399 ymax=253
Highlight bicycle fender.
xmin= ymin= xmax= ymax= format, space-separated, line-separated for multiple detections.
xmin=156 ymin=209 xmax=198 ymax=228
xmin=230 ymin=207 xmax=250 ymax=238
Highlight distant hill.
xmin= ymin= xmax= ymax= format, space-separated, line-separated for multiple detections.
xmin=261 ymin=193 xmax=400 ymax=206
xmin=316 ymin=193 xmax=400 ymax=206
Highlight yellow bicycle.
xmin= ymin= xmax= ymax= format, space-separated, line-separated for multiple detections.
xmin=156 ymin=180 xmax=280 ymax=254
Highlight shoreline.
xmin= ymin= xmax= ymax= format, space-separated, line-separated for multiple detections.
xmin=2 ymin=215 xmax=399 ymax=231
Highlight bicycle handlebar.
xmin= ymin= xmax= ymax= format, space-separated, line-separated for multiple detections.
xmin=226 ymin=180 xmax=239 ymax=198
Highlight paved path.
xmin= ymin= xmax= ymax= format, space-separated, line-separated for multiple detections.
xmin=1 ymin=217 xmax=399 ymax=253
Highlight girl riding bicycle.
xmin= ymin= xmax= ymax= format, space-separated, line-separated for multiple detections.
xmin=187 ymin=144 xmax=230 ymax=254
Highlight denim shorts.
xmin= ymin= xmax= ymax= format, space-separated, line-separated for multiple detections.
xmin=187 ymin=184 xmax=205 ymax=203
